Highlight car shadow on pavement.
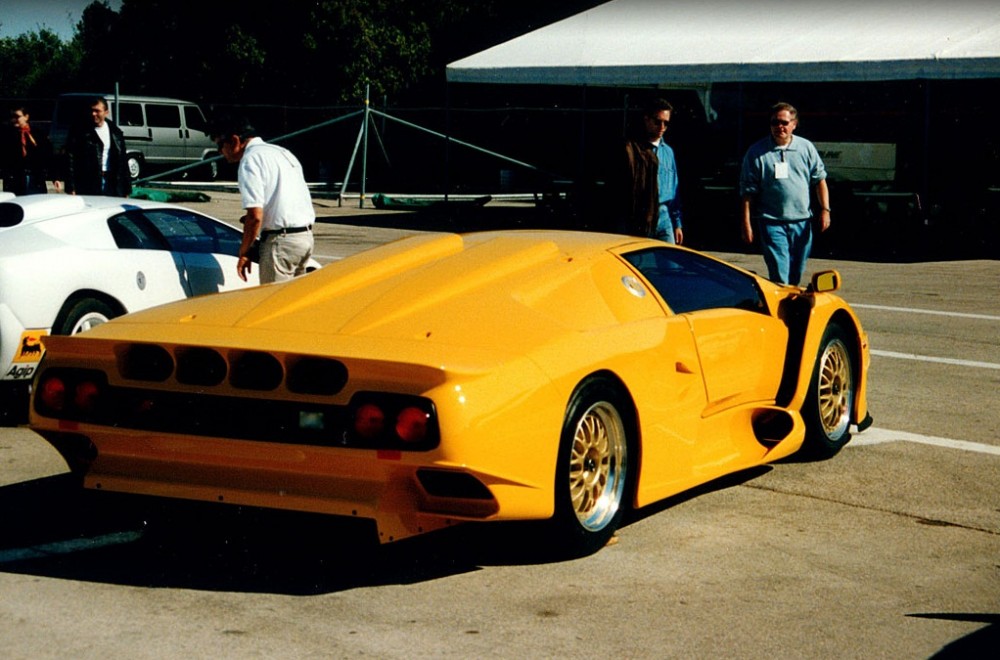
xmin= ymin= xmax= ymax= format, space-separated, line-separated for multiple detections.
xmin=0 ymin=467 xmax=771 ymax=595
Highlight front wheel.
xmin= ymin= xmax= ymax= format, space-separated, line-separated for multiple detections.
xmin=802 ymin=324 xmax=855 ymax=458
xmin=550 ymin=377 xmax=632 ymax=557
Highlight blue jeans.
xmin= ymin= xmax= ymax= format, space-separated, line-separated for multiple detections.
xmin=654 ymin=204 xmax=679 ymax=244
xmin=758 ymin=219 xmax=813 ymax=285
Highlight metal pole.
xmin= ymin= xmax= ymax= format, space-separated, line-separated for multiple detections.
xmin=369 ymin=108 xmax=565 ymax=180
xmin=339 ymin=116 xmax=367 ymax=206
xmin=360 ymin=85 xmax=370 ymax=209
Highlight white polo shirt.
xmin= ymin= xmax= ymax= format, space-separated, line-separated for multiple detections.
xmin=238 ymin=137 xmax=315 ymax=231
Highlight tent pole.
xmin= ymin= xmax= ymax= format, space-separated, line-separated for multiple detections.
xmin=360 ymin=84 xmax=371 ymax=208
xmin=339 ymin=112 xmax=366 ymax=206
xmin=445 ymin=83 xmax=451 ymax=203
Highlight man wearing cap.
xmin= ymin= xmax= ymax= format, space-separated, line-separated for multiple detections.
xmin=212 ymin=117 xmax=315 ymax=284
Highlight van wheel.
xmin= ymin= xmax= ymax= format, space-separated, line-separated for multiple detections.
xmin=201 ymin=156 xmax=219 ymax=181
xmin=127 ymin=155 xmax=143 ymax=180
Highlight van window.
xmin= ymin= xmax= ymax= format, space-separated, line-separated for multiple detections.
xmin=145 ymin=104 xmax=182 ymax=129
xmin=118 ymin=102 xmax=144 ymax=127
xmin=183 ymin=105 xmax=209 ymax=133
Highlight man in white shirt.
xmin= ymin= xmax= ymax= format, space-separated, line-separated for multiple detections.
xmin=212 ymin=117 xmax=315 ymax=284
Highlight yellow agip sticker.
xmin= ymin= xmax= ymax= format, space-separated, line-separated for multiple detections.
xmin=14 ymin=331 xmax=47 ymax=363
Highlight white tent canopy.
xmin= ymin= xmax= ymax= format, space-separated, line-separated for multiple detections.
xmin=446 ymin=0 xmax=1000 ymax=86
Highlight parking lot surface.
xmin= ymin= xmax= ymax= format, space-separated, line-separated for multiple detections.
xmin=1 ymin=190 xmax=997 ymax=658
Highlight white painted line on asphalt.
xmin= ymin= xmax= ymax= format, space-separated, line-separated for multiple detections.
xmin=870 ymin=349 xmax=1000 ymax=370
xmin=852 ymin=303 xmax=1000 ymax=321
xmin=852 ymin=427 xmax=1000 ymax=456
xmin=0 ymin=530 xmax=143 ymax=564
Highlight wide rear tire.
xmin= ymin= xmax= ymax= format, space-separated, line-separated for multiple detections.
xmin=549 ymin=377 xmax=632 ymax=557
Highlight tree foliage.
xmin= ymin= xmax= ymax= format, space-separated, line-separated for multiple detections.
xmin=2 ymin=0 xmax=605 ymax=105
xmin=0 ymin=29 xmax=80 ymax=99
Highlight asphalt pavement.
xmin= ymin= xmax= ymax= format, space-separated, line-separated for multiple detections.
xmin=1 ymin=187 xmax=998 ymax=659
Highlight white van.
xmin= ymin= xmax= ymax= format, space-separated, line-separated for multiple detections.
xmin=50 ymin=93 xmax=220 ymax=181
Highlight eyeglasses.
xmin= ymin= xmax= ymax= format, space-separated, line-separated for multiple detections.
xmin=770 ymin=119 xmax=791 ymax=127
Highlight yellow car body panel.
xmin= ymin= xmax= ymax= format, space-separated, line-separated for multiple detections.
xmin=30 ymin=230 xmax=871 ymax=547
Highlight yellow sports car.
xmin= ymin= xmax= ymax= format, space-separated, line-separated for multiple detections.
xmin=30 ymin=230 xmax=871 ymax=556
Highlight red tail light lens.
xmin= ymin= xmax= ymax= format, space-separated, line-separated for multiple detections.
xmin=74 ymin=381 xmax=102 ymax=414
xmin=34 ymin=369 xmax=107 ymax=421
xmin=353 ymin=403 xmax=386 ymax=439
xmin=396 ymin=406 xmax=429 ymax=443
xmin=39 ymin=375 xmax=68 ymax=412
xmin=347 ymin=393 xmax=438 ymax=449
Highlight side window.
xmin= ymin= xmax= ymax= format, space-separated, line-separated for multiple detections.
xmin=107 ymin=212 xmax=169 ymax=250
xmin=623 ymin=248 xmax=766 ymax=314
xmin=140 ymin=209 xmax=241 ymax=256
xmin=145 ymin=104 xmax=182 ymax=129
xmin=183 ymin=106 xmax=209 ymax=133
xmin=118 ymin=102 xmax=144 ymax=127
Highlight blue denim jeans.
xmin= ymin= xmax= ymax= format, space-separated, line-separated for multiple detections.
xmin=759 ymin=219 xmax=813 ymax=285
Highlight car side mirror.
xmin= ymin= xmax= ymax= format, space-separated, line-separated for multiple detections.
xmin=810 ymin=270 xmax=841 ymax=293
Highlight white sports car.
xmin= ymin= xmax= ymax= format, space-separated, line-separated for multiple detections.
xmin=0 ymin=192 xmax=271 ymax=423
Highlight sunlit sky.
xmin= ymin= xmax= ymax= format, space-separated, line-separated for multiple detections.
xmin=0 ymin=0 xmax=123 ymax=40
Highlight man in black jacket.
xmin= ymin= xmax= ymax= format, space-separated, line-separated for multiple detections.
xmin=62 ymin=96 xmax=131 ymax=197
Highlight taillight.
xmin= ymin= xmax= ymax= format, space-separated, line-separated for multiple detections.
xmin=353 ymin=403 xmax=386 ymax=439
xmin=73 ymin=380 xmax=102 ymax=415
xmin=347 ymin=394 xmax=438 ymax=450
xmin=35 ymin=369 xmax=107 ymax=420
xmin=396 ymin=406 xmax=429 ymax=443
xmin=38 ymin=374 xmax=68 ymax=412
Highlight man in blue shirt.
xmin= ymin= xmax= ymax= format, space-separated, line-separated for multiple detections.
xmin=618 ymin=98 xmax=684 ymax=243
xmin=739 ymin=102 xmax=830 ymax=285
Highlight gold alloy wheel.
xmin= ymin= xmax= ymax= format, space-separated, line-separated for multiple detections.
xmin=818 ymin=338 xmax=852 ymax=439
xmin=569 ymin=401 xmax=627 ymax=531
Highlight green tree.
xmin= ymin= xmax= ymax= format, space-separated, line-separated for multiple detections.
xmin=71 ymin=0 xmax=123 ymax=91
xmin=0 ymin=29 xmax=79 ymax=99
xmin=2 ymin=0 xmax=606 ymax=105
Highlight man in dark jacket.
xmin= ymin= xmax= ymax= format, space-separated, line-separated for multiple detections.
xmin=611 ymin=98 xmax=684 ymax=242
xmin=62 ymin=96 xmax=131 ymax=197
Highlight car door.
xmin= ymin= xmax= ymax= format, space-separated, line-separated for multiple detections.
xmin=621 ymin=246 xmax=789 ymax=472
xmin=137 ymin=208 xmax=258 ymax=294
xmin=621 ymin=247 xmax=787 ymax=411
xmin=106 ymin=211 xmax=195 ymax=305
